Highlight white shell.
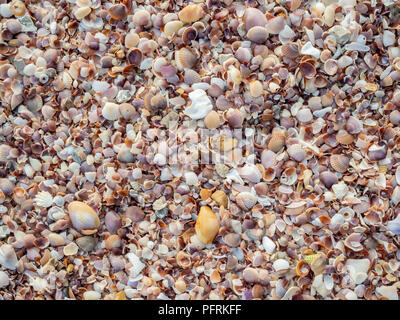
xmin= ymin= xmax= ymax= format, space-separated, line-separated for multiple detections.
xmin=273 ymin=259 xmax=289 ymax=273
xmin=238 ymin=164 xmax=262 ymax=183
xmin=34 ymin=191 xmax=53 ymax=208
xmin=184 ymin=171 xmax=198 ymax=185
xmin=126 ymin=252 xmax=145 ymax=278
xmin=262 ymin=236 xmax=276 ymax=254
xmin=84 ymin=291 xmax=101 ymax=300
xmin=387 ymin=214 xmax=400 ymax=235
xmin=346 ymin=259 xmax=370 ymax=284
xmin=383 ymin=30 xmax=395 ymax=47
xmin=0 ymin=271 xmax=9 ymax=288
xmin=376 ymin=286 xmax=399 ymax=300
xmin=102 ymin=102 xmax=121 ymax=121
xmin=184 ymin=89 xmax=213 ymax=120
xmin=300 ymin=41 xmax=320 ymax=59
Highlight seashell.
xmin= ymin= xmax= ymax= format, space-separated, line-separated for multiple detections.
xmin=280 ymin=167 xmax=297 ymax=185
xmin=105 ymin=234 xmax=121 ymax=250
xmin=195 ymin=206 xmax=219 ymax=244
xmin=319 ymin=171 xmax=338 ymax=188
xmin=74 ymin=6 xmax=91 ymax=20
xmin=368 ymin=144 xmax=387 ymax=161
xmin=244 ymin=8 xmax=267 ymax=31
xmin=125 ymin=31 xmax=139 ymax=49
xmin=387 ymin=215 xmax=400 ymax=235
xmin=0 ymin=145 xmax=12 ymax=163
xmin=211 ymin=190 xmax=228 ymax=208
xmin=102 ymin=102 xmax=121 ymax=121
xmin=125 ymin=206 xmax=145 ymax=223
xmin=243 ymin=267 xmax=259 ymax=283
xmin=265 ymin=16 xmax=285 ymax=34
xmin=310 ymin=253 xmax=327 ymax=275
xmin=261 ymin=150 xmax=277 ymax=169
xmin=10 ymin=0 xmax=25 ymax=16
xmin=346 ymin=259 xmax=370 ymax=285
xmin=132 ymin=10 xmax=150 ymax=27
xmin=268 ymin=131 xmax=286 ymax=152
xmin=262 ymin=236 xmax=276 ymax=254
xmin=225 ymin=108 xmax=244 ymax=128
xmin=176 ymin=251 xmax=191 ymax=268
xmin=264 ymin=167 xmax=276 ymax=181
xmin=6 ymin=19 xmax=22 ymax=34
xmin=119 ymin=103 xmax=136 ymax=120
xmin=176 ymin=47 xmax=197 ymax=70
xmin=284 ymin=200 xmax=306 ymax=216
xmin=47 ymin=233 xmax=66 ymax=246
xmin=247 ymin=26 xmax=269 ymax=44
xmin=76 ymin=236 xmax=97 ymax=252
xmin=300 ymin=41 xmax=320 ymax=59
xmin=178 ymin=4 xmax=204 ymax=24
xmin=287 ymin=144 xmax=306 ymax=162
xmin=184 ymin=172 xmax=198 ymax=185
xmin=336 ymin=130 xmax=354 ymax=145
xmin=164 ymin=20 xmax=183 ymax=37
xmin=84 ymin=291 xmax=101 ymax=300
xmin=105 ymin=211 xmax=121 ymax=234
xmin=249 ymin=80 xmax=263 ymax=97
xmin=383 ymin=30 xmax=395 ymax=47
xmin=299 ymin=61 xmax=316 ymax=79
xmin=0 ymin=244 xmax=17 ymax=270
xmin=184 ymin=89 xmax=213 ymax=120
xmin=0 ymin=178 xmax=14 ymax=196
xmin=127 ymin=48 xmax=143 ymax=67
xmin=330 ymin=154 xmax=350 ymax=173
xmin=346 ymin=116 xmax=362 ymax=134
xmin=236 ymin=192 xmax=257 ymax=210
xmin=108 ymin=4 xmax=128 ymax=20
xmin=281 ymin=42 xmax=299 ymax=59
xmin=376 ymin=286 xmax=399 ymax=300
xmin=34 ymin=191 xmax=53 ymax=208
xmin=389 ymin=110 xmax=400 ymax=125
xmin=223 ymin=233 xmax=241 ymax=247
xmin=204 ymin=111 xmax=220 ymax=129
xmin=63 ymin=242 xmax=79 ymax=256
xmin=296 ymin=260 xmax=310 ymax=277
xmin=235 ymin=47 xmax=252 ymax=64
xmin=273 ymin=259 xmax=290 ymax=273
xmin=279 ymin=25 xmax=295 ymax=44
xmin=0 ymin=271 xmax=9 ymax=288
xmin=324 ymin=59 xmax=338 ymax=75
xmin=344 ymin=233 xmax=363 ymax=252
xmin=239 ymin=164 xmax=262 ymax=183
xmin=182 ymin=27 xmax=198 ymax=45
xmin=150 ymin=94 xmax=167 ymax=110
xmin=184 ymin=69 xmax=201 ymax=85
xmin=68 ymin=201 xmax=100 ymax=234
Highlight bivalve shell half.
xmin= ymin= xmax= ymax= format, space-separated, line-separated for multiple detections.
xmin=273 ymin=259 xmax=290 ymax=273
xmin=265 ymin=16 xmax=286 ymax=34
xmin=247 ymin=26 xmax=269 ymax=44
xmin=330 ymin=154 xmax=350 ymax=173
xmin=195 ymin=206 xmax=219 ymax=244
xmin=296 ymin=260 xmax=310 ymax=277
xmin=244 ymin=8 xmax=267 ymax=31
xmin=324 ymin=59 xmax=338 ymax=75
xmin=176 ymin=47 xmax=197 ymax=70
xmin=68 ymin=201 xmax=100 ymax=234
xmin=178 ymin=4 xmax=204 ymax=24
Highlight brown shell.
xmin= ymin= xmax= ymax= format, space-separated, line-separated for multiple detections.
xmin=176 ymin=47 xmax=197 ymax=70
xmin=296 ymin=260 xmax=310 ymax=277
xmin=127 ymin=48 xmax=143 ymax=67
xmin=108 ymin=4 xmax=128 ymax=20
xmin=299 ymin=61 xmax=317 ymax=79
xmin=267 ymin=131 xmax=286 ymax=153
xmin=336 ymin=130 xmax=354 ymax=145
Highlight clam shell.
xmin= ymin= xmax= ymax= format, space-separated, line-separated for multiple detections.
xmin=268 ymin=131 xmax=286 ymax=152
xmin=34 ymin=191 xmax=53 ymax=208
xmin=0 ymin=178 xmax=14 ymax=196
xmin=238 ymin=164 xmax=262 ymax=183
xmin=330 ymin=154 xmax=350 ymax=173
xmin=176 ymin=47 xmax=197 ymax=70
xmin=346 ymin=116 xmax=362 ymax=134
xmin=102 ymin=102 xmax=121 ymax=121
xmin=336 ymin=130 xmax=354 ymax=145
xmin=296 ymin=260 xmax=310 ymax=277
xmin=178 ymin=4 xmax=204 ymax=24
xmin=132 ymin=10 xmax=150 ymax=27
xmin=262 ymin=236 xmax=276 ymax=254
xmin=0 ymin=244 xmax=17 ymax=270
xmin=319 ymin=171 xmax=338 ymax=188
xmin=280 ymin=167 xmax=297 ymax=185
xmin=195 ymin=206 xmax=219 ymax=244
xmin=287 ymin=144 xmax=306 ymax=162
xmin=108 ymin=4 xmax=128 ymax=20
xmin=236 ymin=192 xmax=257 ymax=210
xmin=261 ymin=149 xmax=277 ymax=168
xmin=281 ymin=42 xmax=299 ymax=59
xmin=204 ymin=110 xmax=220 ymax=129
xmin=273 ymin=259 xmax=290 ymax=273
xmin=324 ymin=59 xmax=338 ymax=75
xmin=368 ymin=144 xmax=387 ymax=161
xmin=247 ymin=26 xmax=269 ymax=44
xmin=265 ymin=16 xmax=286 ymax=34
xmin=225 ymin=108 xmax=244 ymax=128
xmin=68 ymin=201 xmax=100 ymax=233
xmin=299 ymin=61 xmax=316 ymax=79
xmin=244 ymin=8 xmax=267 ymax=31
xmin=164 ymin=20 xmax=183 ymax=37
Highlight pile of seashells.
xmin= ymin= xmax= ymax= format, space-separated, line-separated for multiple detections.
xmin=0 ymin=0 xmax=399 ymax=300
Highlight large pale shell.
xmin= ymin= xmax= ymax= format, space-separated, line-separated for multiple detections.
xmin=265 ymin=16 xmax=286 ymax=34
xmin=239 ymin=164 xmax=262 ymax=183
xmin=247 ymin=26 xmax=269 ymax=44
xmin=287 ymin=144 xmax=306 ymax=162
xmin=68 ymin=201 xmax=100 ymax=234
xmin=195 ymin=206 xmax=219 ymax=244
xmin=281 ymin=42 xmax=299 ymax=59
xmin=0 ymin=244 xmax=17 ymax=270
xmin=236 ymin=192 xmax=257 ymax=210
xmin=102 ymin=102 xmax=121 ymax=121
xmin=184 ymin=89 xmax=213 ymax=120
xmin=178 ymin=5 xmax=204 ymax=24
xmin=244 ymin=7 xmax=267 ymax=31
xmin=346 ymin=259 xmax=370 ymax=285
xmin=261 ymin=149 xmax=277 ymax=168
xmin=336 ymin=130 xmax=354 ymax=145
xmin=273 ymin=259 xmax=289 ymax=273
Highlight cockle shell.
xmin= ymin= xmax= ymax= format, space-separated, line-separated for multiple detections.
xmin=178 ymin=4 xmax=204 ymax=24
xmin=34 ymin=191 xmax=53 ymax=208
xmin=268 ymin=131 xmax=286 ymax=152
xmin=211 ymin=190 xmax=228 ymax=208
xmin=68 ymin=201 xmax=100 ymax=234
xmin=204 ymin=110 xmax=220 ymax=129
xmin=195 ymin=206 xmax=219 ymax=244
xmin=176 ymin=47 xmax=197 ymax=70
xmin=184 ymin=89 xmax=213 ymax=120
xmin=330 ymin=154 xmax=350 ymax=173
xmin=102 ymin=102 xmax=121 ymax=121
xmin=287 ymin=144 xmax=306 ymax=162
xmin=238 ymin=164 xmax=262 ymax=183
